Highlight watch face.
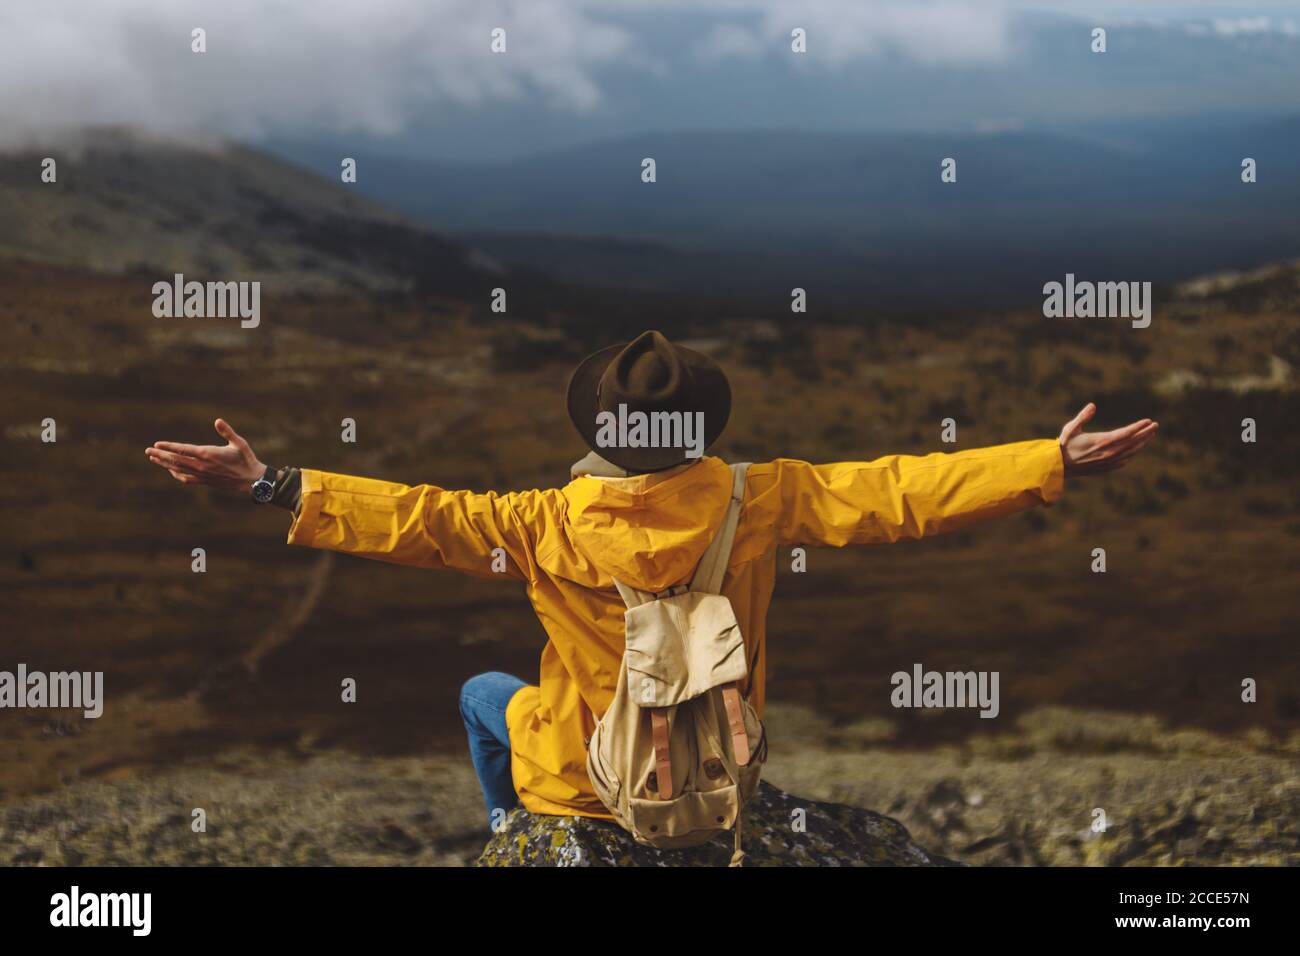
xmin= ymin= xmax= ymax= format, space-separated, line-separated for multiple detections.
xmin=251 ymin=479 xmax=275 ymax=503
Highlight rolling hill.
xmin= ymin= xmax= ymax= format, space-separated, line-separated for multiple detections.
xmin=0 ymin=128 xmax=521 ymax=299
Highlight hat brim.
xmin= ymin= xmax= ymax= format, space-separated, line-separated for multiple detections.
xmin=566 ymin=341 xmax=731 ymax=472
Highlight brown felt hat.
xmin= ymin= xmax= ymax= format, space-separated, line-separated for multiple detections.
xmin=566 ymin=330 xmax=731 ymax=472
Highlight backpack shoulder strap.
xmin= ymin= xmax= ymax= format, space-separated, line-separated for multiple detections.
xmin=611 ymin=576 xmax=652 ymax=609
xmin=611 ymin=462 xmax=751 ymax=608
xmin=689 ymin=462 xmax=750 ymax=595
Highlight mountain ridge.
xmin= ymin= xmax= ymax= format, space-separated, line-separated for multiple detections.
xmin=287 ymin=119 xmax=1300 ymax=307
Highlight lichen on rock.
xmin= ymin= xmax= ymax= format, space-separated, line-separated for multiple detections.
xmin=475 ymin=781 xmax=960 ymax=867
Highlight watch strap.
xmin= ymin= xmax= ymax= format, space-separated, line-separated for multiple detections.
xmin=270 ymin=467 xmax=303 ymax=514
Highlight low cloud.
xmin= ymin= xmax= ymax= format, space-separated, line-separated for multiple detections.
xmin=1210 ymin=16 xmax=1294 ymax=36
xmin=0 ymin=0 xmax=637 ymax=146
xmin=694 ymin=1 xmax=1014 ymax=66
xmin=0 ymin=0 xmax=1018 ymax=147
xmin=5 ymin=0 xmax=1287 ymax=150
xmin=735 ymin=0 xmax=1013 ymax=66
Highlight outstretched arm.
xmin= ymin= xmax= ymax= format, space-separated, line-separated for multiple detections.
xmin=145 ymin=420 xmax=543 ymax=582
xmin=754 ymin=403 xmax=1158 ymax=547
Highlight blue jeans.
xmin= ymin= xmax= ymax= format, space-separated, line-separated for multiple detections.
xmin=459 ymin=672 xmax=526 ymax=826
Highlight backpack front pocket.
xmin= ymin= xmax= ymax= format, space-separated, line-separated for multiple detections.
xmin=623 ymin=592 xmax=748 ymax=708
xmin=627 ymin=784 xmax=740 ymax=849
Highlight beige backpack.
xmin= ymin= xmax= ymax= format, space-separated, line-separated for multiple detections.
xmin=586 ymin=462 xmax=766 ymax=865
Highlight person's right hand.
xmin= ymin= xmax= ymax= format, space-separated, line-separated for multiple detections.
xmin=145 ymin=419 xmax=267 ymax=492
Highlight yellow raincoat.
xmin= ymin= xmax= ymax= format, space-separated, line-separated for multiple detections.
xmin=286 ymin=440 xmax=1064 ymax=817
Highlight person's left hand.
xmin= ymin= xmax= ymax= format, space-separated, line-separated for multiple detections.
xmin=1058 ymin=403 xmax=1159 ymax=477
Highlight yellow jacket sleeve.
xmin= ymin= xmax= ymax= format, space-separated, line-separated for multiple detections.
xmin=755 ymin=439 xmax=1065 ymax=547
xmin=285 ymin=469 xmax=548 ymax=582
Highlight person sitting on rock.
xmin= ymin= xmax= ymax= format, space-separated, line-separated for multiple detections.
xmin=146 ymin=329 xmax=1158 ymax=828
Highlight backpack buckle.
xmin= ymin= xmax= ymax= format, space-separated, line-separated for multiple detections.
xmin=653 ymin=584 xmax=689 ymax=600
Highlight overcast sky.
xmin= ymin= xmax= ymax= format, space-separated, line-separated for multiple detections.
xmin=2 ymin=1 xmax=1298 ymax=154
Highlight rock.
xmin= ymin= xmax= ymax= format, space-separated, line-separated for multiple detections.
xmin=475 ymin=781 xmax=961 ymax=867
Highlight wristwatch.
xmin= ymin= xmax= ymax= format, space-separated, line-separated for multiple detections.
xmin=251 ymin=465 xmax=278 ymax=504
